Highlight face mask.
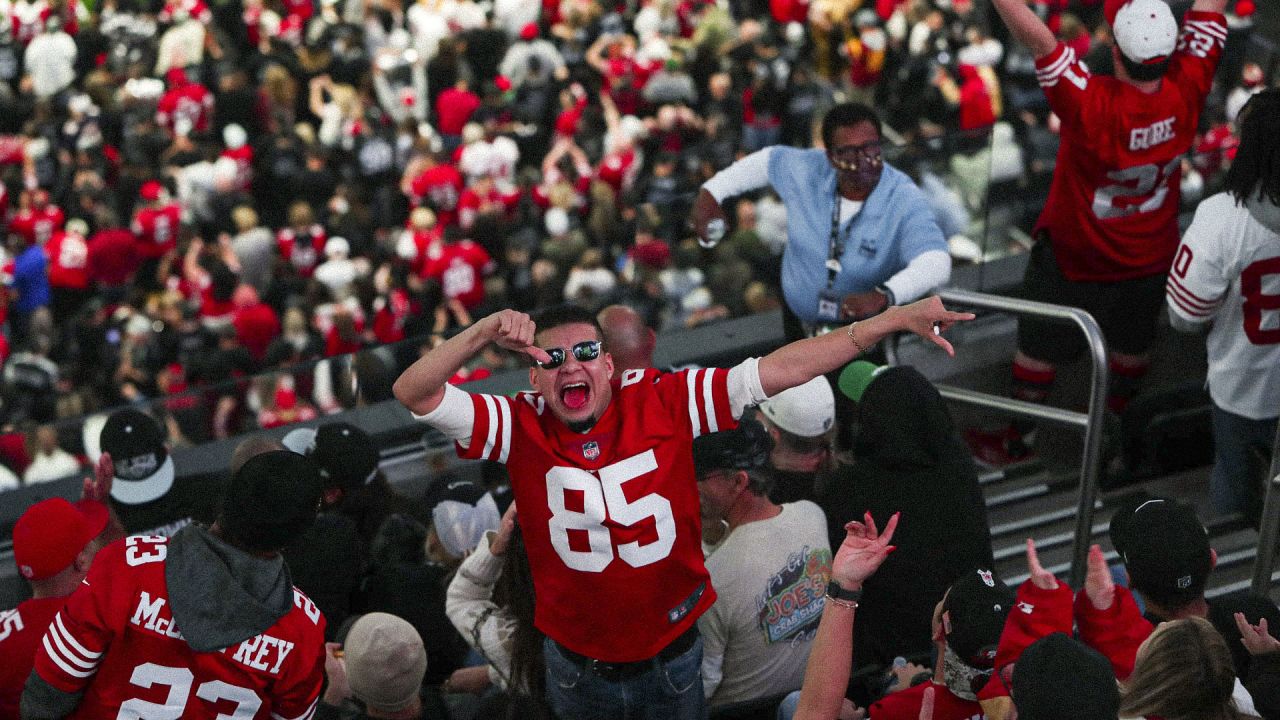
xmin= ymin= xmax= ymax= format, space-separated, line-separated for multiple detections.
xmin=832 ymin=154 xmax=883 ymax=190
xmin=942 ymin=644 xmax=991 ymax=702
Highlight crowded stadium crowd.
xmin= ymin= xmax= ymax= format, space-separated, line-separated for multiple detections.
xmin=1 ymin=0 xmax=1279 ymax=716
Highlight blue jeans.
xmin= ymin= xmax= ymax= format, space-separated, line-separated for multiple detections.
xmin=776 ymin=690 xmax=801 ymax=720
xmin=543 ymin=635 xmax=707 ymax=720
xmin=1210 ymin=404 xmax=1277 ymax=517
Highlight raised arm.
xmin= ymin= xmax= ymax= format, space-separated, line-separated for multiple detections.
xmin=392 ymin=310 xmax=551 ymax=415
xmin=757 ymin=296 xmax=973 ymax=397
xmin=989 ymin=0 xmax=1057 ymax=59
xmin=693 ymin=148 xmax=773 ymax=246
xmin=794 ymin=512 xmax=899 ymax=720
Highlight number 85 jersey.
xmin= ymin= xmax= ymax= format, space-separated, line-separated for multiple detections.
xmin=27 ymin=533 xmax=325 ymax=720
xmin=433 ymin=366 xmax=743 ymax=663
xmin=1033 ymin=10 xmax=1226 ymax=283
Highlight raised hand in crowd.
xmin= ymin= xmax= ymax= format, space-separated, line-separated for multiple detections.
xmin=489 ymin=502 xmax=518 ymax=557
xmin=1083 ymin=544 xmax=1115 ymax=610
xmin=1024 ymin=537 xmax=1059 ymax=591
xmin=80 ymin=452 xmax=113 ymax=504
xmin=832 ymin=511 xmax=900 ymax=590
xmin=1234 ymin=613 xmax=1280 ymax=656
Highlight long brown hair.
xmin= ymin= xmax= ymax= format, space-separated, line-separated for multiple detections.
xmin=493 ymin=525 xmax=551 ymax=719
xmin=1120 ymin=617 xmax=1242 ymax=720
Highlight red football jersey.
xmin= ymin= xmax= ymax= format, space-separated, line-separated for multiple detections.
xmin=421 ymin=241 xmax=493 ymax=310
xmin=455 ymin=367 xmax=736 ymax=662
xmin=1033 ymin=11 xmax=1224 ymax=282
xmin=9 ymin=206 xmax=64 ymax=246
xmin=870 ymin=681 xmax=981 ymax=720
xmin=0 ymin=596 xmax=64 ymax=718
xmin=277 ymin=227 xmax=326 ymax=278
xmin=131 ymin=204 xmax=182 ymax=259
xmin=45 ymin=231 xmax=90 ymax=290
xmin=156 ymin=83 xmax=215 ymax=135
xmin=408 ymin=165 xmax=463 ymax=229
xmin=30 ymin=535 xmax=325 ymax=720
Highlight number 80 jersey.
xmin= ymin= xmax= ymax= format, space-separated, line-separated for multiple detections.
xmin=457 ymin=367 xmax=737 ymax=663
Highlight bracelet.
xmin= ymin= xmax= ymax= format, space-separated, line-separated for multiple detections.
xmin=847 ymin=323 xmax=867 ymax=355
xmin=825 ymin=594 xmax=859 ymax=610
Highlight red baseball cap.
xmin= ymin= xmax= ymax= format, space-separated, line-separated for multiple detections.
xmin=140 ymin=181 xmax=163 ymax=201
xmin=520 ymin=22 xmax=538 ymax=41
xmin=13 ymin=498 xmax=109 ymax=580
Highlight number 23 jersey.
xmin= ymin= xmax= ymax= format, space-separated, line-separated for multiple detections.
xmin=29 ymin=535 xmax=325 ymax=720
xmin=1034 ymin=10 xmax=1225 ymax=282
xmin=455 ymin=367 xmax=737 ymax=663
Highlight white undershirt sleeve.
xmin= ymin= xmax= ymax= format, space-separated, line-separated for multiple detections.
xmin=411 ymin=383 xmax=476 ymax=448
xmin=701 ymin=148 xmax=775 ymax=203
xmin=726 ymin=357 xmax=769 ymax=420
xmin=882 ymin=249 xmax=952 ymax=304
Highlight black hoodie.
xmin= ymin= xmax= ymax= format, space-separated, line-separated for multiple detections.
xmin=819 ymin=366 xmax=994 ymax=669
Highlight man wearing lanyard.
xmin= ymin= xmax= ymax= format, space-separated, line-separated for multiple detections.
xmin=694 ymin=103 xmax=951 ymax=339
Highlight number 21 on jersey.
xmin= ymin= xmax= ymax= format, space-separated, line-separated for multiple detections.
xmin=546 ymin=450 xmax=676 ymax=572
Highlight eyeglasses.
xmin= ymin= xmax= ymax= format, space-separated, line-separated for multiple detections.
xmin=536 ymin=340 xmax=602 ymax=369
xmin=830 ymin=141 xmax=883 ymax=161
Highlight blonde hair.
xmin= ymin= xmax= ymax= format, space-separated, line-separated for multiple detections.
xmin=232 ymin=206 xmax=259 ymax=232
xmin=1120 ymin=617 xmax=1242 ymax=720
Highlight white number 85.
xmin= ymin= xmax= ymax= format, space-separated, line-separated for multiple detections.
xmin=546 ymin=450 xmax=676 ymax=572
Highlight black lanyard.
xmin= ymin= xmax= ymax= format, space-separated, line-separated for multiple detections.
xmin=827 ymin=184 xmax=855 ymax=289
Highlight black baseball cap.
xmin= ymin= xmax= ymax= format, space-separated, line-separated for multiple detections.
xmin=1011 ymin=633 xmax=1119 ymax=720
xmin=943 ymin=568 xmax=1015 ymax=669
xmin=101 ymin=408 xmax=174 ymax=505
xmin=301 ymin=422 xmax=380 ymax=492
xmin=691 ymin=418 xmax=773 ymax=478
xmin=1109 ymin=496 xmax=1211 ymax=602
xmin=220 ymin=450 xmax=323 ymax=552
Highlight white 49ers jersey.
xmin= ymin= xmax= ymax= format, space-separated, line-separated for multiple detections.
xmin=1168 ymin=192 xmax=1280 ymax=420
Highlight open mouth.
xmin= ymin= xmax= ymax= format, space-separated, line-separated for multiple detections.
xmin=560 ymin=382 xmax=590 ymax=411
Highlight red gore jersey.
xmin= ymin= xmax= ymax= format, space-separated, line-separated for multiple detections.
xmin=456 ymin=367 xmax=736 ymax=662
xmin=31 ymin=536 xmax=325 ymax=720
xmin=0 ymin=596 xmax=65 ymax=718
xmin=131 ymin=204 xmax=182 ymax=259
xmin=1033 ymin=11 xmax=1225 ymax=282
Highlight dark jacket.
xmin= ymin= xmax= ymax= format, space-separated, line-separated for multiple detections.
xmin=819 ymin=366 xmax=994 ymax=668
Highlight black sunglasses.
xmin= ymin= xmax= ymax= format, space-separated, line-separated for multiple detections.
xmin=830 ymin=141 xmax=883 ymax=160
xmin=536 ymin=340 xmax=602 ymax=369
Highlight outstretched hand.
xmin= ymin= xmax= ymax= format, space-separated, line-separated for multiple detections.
xmin=1083 ymin=544 xmax=1115 ymax=610
xmin=832 ymin=511 xmax=899 ymax=588
xmin=485 ymin=310 xmax=552 ymax=365
xmin=890 ymin=296 xmax=975 ymax=357
xmin=1025 ymin=538 xmax=1059 ymax=590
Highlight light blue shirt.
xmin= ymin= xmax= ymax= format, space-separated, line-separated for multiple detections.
xmin=766 ymin=147 xmax=947 ymax=325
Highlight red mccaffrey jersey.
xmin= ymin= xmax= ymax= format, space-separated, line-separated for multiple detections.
xmin=0 ymin=596 xmax=64 ymax=718
xmin=131 ymin=204 xmax=182 ymax=259
xmin=1034 ymin=11 xmax=1225 ymax=282
xmin=30 ymin=536 xmax=325 ymax=720
xmin=455 ymin=367 xmax=735 ymax=662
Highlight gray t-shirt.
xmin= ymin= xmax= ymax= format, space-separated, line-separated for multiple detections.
xmin=699 ymin=500 xmax=832 ymax=706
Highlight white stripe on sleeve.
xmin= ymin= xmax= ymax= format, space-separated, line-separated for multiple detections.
xmin=42 ymin=636 xmax=96 ymax=678
xmin=496 ymin=396 xmax=512 ymax=464
xmin=480 ymin=394 xmax=499 ymax=460
xmin=701 ymin=369 xmax=718 ymax=433
xmin=687 ymin=370 xmax=703 ymax=438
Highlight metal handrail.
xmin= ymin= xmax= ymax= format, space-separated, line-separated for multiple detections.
xmin=1251 ymin=422 xmax=1280 ymax=594
xmin=888 ymin=288 xmax=1109 ymax=588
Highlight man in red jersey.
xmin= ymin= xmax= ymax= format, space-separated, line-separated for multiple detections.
xmin=421 ymin=226 xmax=494 ymax=312
xmin=0 ymin=494 xmax=111 ymax=719
xmin=21 ymin=450 xmax=327 ymax=720
xmin=156 ymin=67 xmax=214 ymax=137
xmin=131 ymin=180 xmax=183 ymax=291
xmin=44 ymin=218 xmax=91 ymax=323
xmin=402 ymin=152 xmax=463 ymax=229
xmin=394 ymin=299 xmax=971 ymax=719
xmin=968 ymin=0 xmax=1229 ymax=466
xmin=9 ymin=189 xmax=64 ymax=247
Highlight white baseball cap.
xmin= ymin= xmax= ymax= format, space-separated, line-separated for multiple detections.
xmin=1107 ymin=0 xmax=1177 ymax=64
xmin=759 ymin=376 xmax=836 ymax=438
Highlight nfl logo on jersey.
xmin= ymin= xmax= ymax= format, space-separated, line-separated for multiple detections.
xmin=582 ymin=441 xmax=600 ymax=460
